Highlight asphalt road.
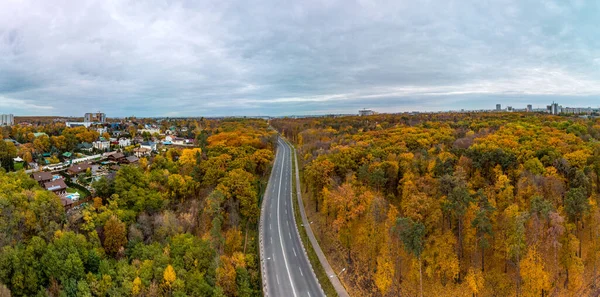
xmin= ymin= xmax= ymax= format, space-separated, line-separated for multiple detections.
xmin=261 ymin=138 xmax=324 ymax=297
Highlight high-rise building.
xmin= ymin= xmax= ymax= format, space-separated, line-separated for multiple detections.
xmin=358 ymin=109 xmax=374 ymax=116
xmin=84 ymin=112 xmax=106 ymax=123
xmin=527 ymin=104 xmax=532 ymax=112
xmin=496 ymin=104 xmax=501 ymax=111
xmin=550 ymin=102 xmax=560 ymax=115
xmin=0 ymin=114 xmax=14 ymax=126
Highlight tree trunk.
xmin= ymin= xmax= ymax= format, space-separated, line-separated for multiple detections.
xmin=481 ymin=246 xmax=485 ymax=272
xmin=458 ymin=219 xmax=463 ymax=259
xmin=419 ymin=257 xmax=423 ymax=297
xmin=243 ymin=221 xmax=249 ymax=253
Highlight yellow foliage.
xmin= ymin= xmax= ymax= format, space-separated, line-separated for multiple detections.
xmin=520 ymin=247 xmax=550 ymax=297
xmin=163 ymin=264 xmax=176 ymax=286
xmin=132 ymin=276 xmax=142 ymax=296
xmin=465 ymin=268 xmax=484 ymax=295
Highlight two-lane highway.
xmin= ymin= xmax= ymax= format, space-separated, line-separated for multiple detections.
xmin=260 ymin=137 xmax=324 ymax=297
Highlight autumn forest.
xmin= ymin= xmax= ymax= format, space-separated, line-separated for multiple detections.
xmin=2 ymin=112 xmax=600 ymax=297
xmin=273 ymin=112 xmax=600 ymax=297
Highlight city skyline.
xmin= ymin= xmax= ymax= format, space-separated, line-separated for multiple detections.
xmin=2 ymin=1 xmax=600 ymax=117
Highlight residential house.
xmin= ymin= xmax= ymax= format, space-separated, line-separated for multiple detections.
xmin=140 ymin=141 xmax=157 ymax=152
xmin=108 ymin=152 xmax=125 ymax=162
xmin=139 ymin=128 xmax=161 ymax=135
xmin=133 ymin=147 xmax=151 ymax=157
xmin=77 ymin=142 xmax=93 ymax=152
xmin=44 ymin=179 xmax=67 ymax=196
xmin=33 ymin=132 xmax=48 ymax=138
xmin=123 ymin=156 xmax=139 ymax=164
xmin=31 ymin=171 xmax=53 ymax=186
xmin=133 ymin=136 xmax=144 ymax=144
xmin=93 ymin=140 xmax=110 ymax=151
xmin=118 ymin=138 xmax=131 ymax=147
xmin=67 ymin=162 xmax=91 ymax=175
xmin=172 ymin=137 xmax=191 ymax=145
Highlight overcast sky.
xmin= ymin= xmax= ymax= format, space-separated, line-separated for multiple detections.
xmin=1 ymin=0 xmax=600 ymax=117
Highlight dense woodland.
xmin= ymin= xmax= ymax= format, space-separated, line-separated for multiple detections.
xmin=273 ymin=113 xmax=600 ymax=297
xmin=0 ymin=119 xmax=275 ymax=296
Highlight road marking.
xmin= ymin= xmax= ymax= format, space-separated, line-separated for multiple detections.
xmin=308 ymin=292 xmax=311 ymax=297
xmin=270 ymin=223 xmax=271 ymax=230
xmin=289 ymin=232 xmax=292 ymax=239
xmin=293 ymin=247 xmax=297 ymax=257
xmin=299 ymin=267 xmax=303 ymax=276
xmin=276 ymin=274 xmax=280 ymax=285
xmin=276 ymin=143 xmax=298 ymax=297
xmin=270 ymin=237 xmax=272 ymax=244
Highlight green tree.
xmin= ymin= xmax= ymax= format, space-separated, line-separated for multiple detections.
xmin=396 ymin=217 xmax=425 ymax=297
xmin=472 ymin=190 xmax=495 ymax=272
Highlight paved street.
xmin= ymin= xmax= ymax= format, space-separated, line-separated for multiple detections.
xmin=261 ymin=138 xmax=324 ymax=297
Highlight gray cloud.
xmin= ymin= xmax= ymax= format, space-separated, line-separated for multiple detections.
xmin=1 ymin=0 xmax=600 ymax=117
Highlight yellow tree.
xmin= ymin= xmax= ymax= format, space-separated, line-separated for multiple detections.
xmin=465 ymin=267 xmax=485 ymax=297
xmin=179 ymin=148 xmax=202 ymax=172
xmin=520 ymin=247 xmax=550 ymax=297
xmin=132 ymin=276 xmax=142 ymax=296
xmin=163 ymin=264 xmax=176 ymax=295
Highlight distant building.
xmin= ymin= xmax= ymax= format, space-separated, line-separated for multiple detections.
xmin=66 ymin=122 xmax=93 ymax=128
xmin=527 ymin=104 xmax=533 ymax=112
xmin=139 ymin=128 xmax=161 ymax=135
xmin=548 ymin=102 xmax=560 ymax=115
xmin=507 ymin=106 xmax=513 ymax=112
xmin=85 ymin=112 xmax=106 ymax=123
xmin=496 ymin=104 xmax=501 ymax=111
xmin=359 ymin=109 xmax=375 ymax=116
xmin=0 ymin=114 xmax=14 ymax=126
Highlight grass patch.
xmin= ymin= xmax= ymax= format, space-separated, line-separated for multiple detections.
xmin=289 ymin=144 xmax=338 ymax=297
xmin=13 ymin=162 xmax=24 ymax=171
xmin=66 ymin=187 xmax=88 ymax=199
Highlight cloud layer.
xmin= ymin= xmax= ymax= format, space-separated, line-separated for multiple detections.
xmin=1 ymin=0 xmax=600 ymax=116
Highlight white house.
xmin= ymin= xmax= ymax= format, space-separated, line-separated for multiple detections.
xmin=172 ymin=137 xmax=191 ymax=145
xmin=140 ymin=141 xmax=157 ymax=152
xmin=139 ymin=128 xmax=161 ymax=135
xmin=134 ymin=147 xmax=151 ymax=157
xmin=93 ymin=140 xmax=110 ymax=151
xmin=118 ymin=138 xmax=131 ymax=147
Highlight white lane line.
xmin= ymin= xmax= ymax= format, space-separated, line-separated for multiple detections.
xmin=276 ymin=274 xmax=280 ymax=285
xmin=308 ymin=292 xmax=311 ymax=297
xmin=277 ymin=146 xmax=298 ymax=297
xmin=299 ymin=267 xmax=303 ymax=276
xmin=270 ymin=223 xmax=271 ymax=231
xmin=270 ymin=237 xmax=272 ymax=244
xmin=293 ymin=247 xmax=297 ymax=257
xmin=289 ymin=232 xmax=291 ymax=239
